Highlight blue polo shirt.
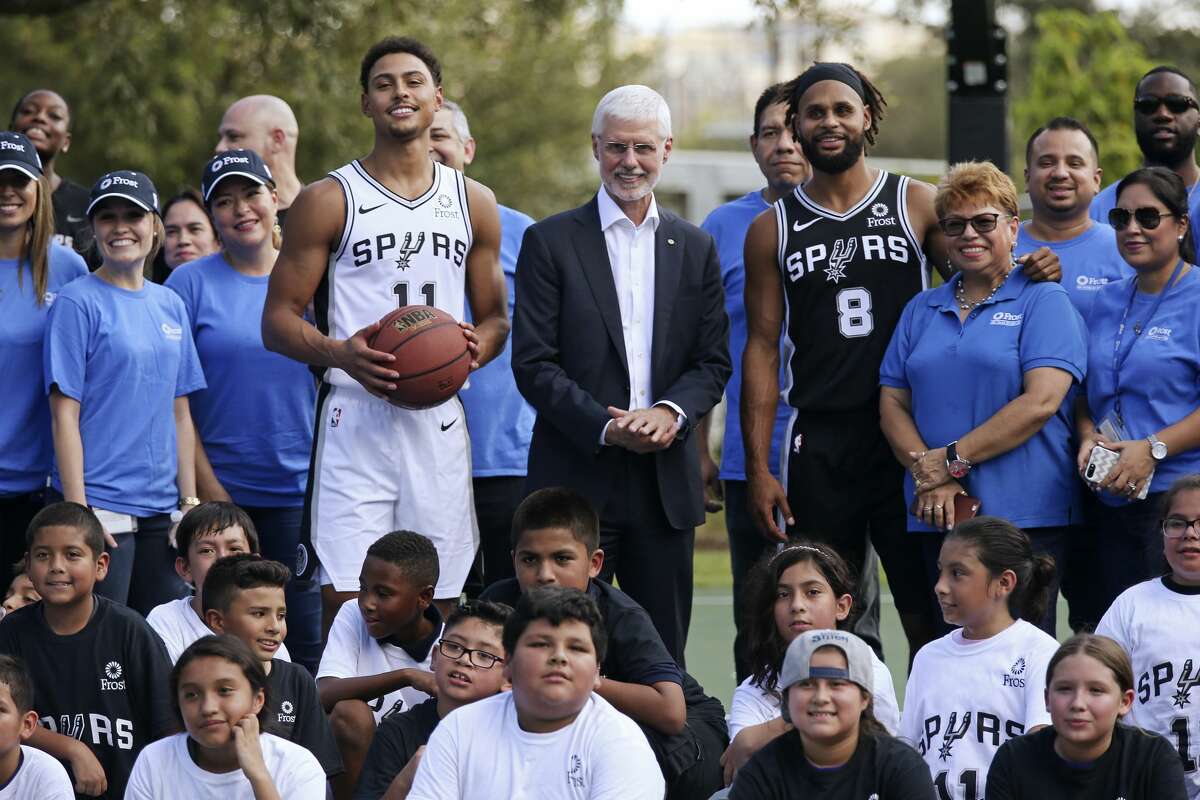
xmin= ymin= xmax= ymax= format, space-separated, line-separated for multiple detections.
xmin=0 ymin=243 xmax=87 ymax=495
xmin=461 ymin=204 xmax=536 ymax=477
xmin=1084 ymin=268 xmax=1200 ymax=505
xmin=1090 ymin=179 xmax=1200 ymax=257
xmin=880 ymin=267 xmax=1087 ymax=531
xmin=166 ymin=254 xmax=316 ymax=506
xmin=1015 ymin=222 xmax=1131 ymax=318
xmin=44 ymin=274 xmax=206 ymax=516
xmin=700 ymin=190 xmax=790 ymax=481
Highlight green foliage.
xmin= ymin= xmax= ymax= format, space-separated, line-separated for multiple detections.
xmin=871 ymin=51 xmax=946 ymax=160
xmin=1012 ymin=9 xmax=1151 ymax=183
xmin=0 ymin=0 xmax=641 ymax=219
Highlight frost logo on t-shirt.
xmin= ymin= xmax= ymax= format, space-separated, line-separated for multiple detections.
xmin=101 ymin=660 xmax=125 ymax=691
xmin=566 ymin=754 xmax=584 ymax=788
xmin=991 ymin=311 xmax=1023 ymax=327
xmin=160 ymin=322 xmax=182 ymax=341
xmin=42 ymin=291 xmax=57 ymax=305
xmin=1147 ymin=326 xmax=1173 ymax=343
xmin=278 ymin=699 xmax=296 ymax=724
xmin=1003 ymin=657 xmax=1026 ymax=688
xmin=1075 ymin=275 xmax=1110 ymax=291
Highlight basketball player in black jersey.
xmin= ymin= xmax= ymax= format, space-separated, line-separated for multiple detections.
xmin=741 ymin=63 xmax=1060 ymax=659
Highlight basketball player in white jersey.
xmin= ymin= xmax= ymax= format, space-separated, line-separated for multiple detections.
xmin=262 ymin=36 xmax=507 ymax=631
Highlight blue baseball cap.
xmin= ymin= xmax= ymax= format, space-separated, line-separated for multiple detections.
xmin=87 ymin=170 xmax=160 ymax=217
xmin=202 ymin=149 xmax=274 ymax=203
xmin=0 ymin=132 xmax=43 ymax=181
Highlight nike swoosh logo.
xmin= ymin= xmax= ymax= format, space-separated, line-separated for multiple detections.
xmin=359 ymin=202 xmax=385 ymax=214
xmin=793 ymin=218 xmax=821 ymax=233
xmin=440 ymin=419 xmax=456 ymax=431
xmin=66 ymin=215 xmax=86 ymax=223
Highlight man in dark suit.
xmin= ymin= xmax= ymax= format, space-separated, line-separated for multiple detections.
xmin=512 ymin=85 xmax=731 ymax=664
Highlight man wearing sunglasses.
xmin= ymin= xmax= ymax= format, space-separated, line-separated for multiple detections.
xmin=1090 ymin=66 xmax=1200 ymax=255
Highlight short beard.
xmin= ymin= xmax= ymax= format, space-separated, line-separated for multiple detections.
xmin=1137 ymin=125 xmax=1200 ymax=169
xmin=800 ymin=133 xmax=865 ymax=175
xmin=601 ymin=170 xmax=659 ymax=204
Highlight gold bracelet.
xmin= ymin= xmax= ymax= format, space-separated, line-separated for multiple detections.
xmin=179 ymin=496 xmax=201 ymax=508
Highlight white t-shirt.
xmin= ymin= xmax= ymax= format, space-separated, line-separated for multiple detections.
xmin=147 ymin=597 xmax=292 ymax=664
xmin=316 ymin=598 xmax=439 ymax=723
xmin=407 ymin=691 xmax=664 ymax=800
xmin=728 ymin=649 xmax=901 ymax=739
xmin=1097 ymin=577 xmax=1200 ymax=799
xmin=0 ymin=745 xmax=73 ymax=799
xmin=899 ymin=619 xmax=1058 ymax=796
xmin=124 ymin=731 xmax=325 ymax=799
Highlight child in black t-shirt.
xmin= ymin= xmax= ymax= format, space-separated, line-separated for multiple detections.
xmin=353 ymin=599 xmax=512 ymax=800
xmin=201 ymin=554 xmax=342 ymax=780
xmin=479 ymin=487 xmax=728 ymax=799
xmin=0 ymin=502 xmax=175 ymax=799
xmin=1 ymin=561 xmax=40 ymax=616
xmin=987 ymin=633 xmax=1187 ymax=799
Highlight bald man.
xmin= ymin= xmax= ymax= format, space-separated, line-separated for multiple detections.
xmin=216 ymin=94 xmax=304 ymax=215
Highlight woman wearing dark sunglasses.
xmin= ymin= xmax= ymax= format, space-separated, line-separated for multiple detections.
xmin=880 ymin=161 xmax=1086 ymax=636
xmin=1077 ymin=166 xmax=1200 ymax=612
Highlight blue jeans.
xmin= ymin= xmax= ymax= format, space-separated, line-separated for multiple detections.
xmin=97 ymin=515 xmax=190 ymax=615
xmin=243 ymin=505 xmax=322 ymax=675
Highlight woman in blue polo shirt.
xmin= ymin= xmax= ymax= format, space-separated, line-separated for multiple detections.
xmin=45 ymin=170 xmax=205 ymax=614
xmin=1076 ymin=166 xmax=1200 ymax=612
xmin=0 ymin=131 xmax=86 ymax=591
xmin=165 ymin=150 xmax=319 ymax=671
xmin=879 ymin=161 xmax=1086 ymax=635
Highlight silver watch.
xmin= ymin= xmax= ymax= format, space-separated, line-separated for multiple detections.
xmin=1148 ymin=433 xmax=1168 ymax=461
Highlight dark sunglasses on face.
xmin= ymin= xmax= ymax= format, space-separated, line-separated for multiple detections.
xmin=937 ymin=212 xmax=1008 ymax=237
xmin=1107 ymin=206 xmax=1177 ymax=231
xmin=1133 ymin=94 xmax=1199 ymax=115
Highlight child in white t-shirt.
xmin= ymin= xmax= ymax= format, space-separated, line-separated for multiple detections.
xmin=1097 ymin=475 xmax=1200 ymax=799
xmin=722 ymin=540 xmax=901 ymax=785
xmin=317 ymin=531 xmax=443 ymax=797
xmin=407 ymin=586 xmax=664 ymax=800
xmin=125 ymin=635 xmax=324 ymax=799
xmin=146 ymin=502 xmax=291 ymax=663
xmin=0 ymin=655 xmax=72 ymax=799
xmin=899 ymin=517 xmax=1060 ymax=797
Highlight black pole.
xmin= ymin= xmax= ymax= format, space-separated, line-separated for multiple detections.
xmin=947 ymin=0 xmax=1009 ymax=170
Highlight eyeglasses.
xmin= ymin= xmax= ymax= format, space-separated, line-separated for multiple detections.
xmin=436 ymin=640 xmax=504 ymax=669
xmin=602 ymin=141 xmax=658 ymax=157
xmin=1163 ymin=517 xmax=1200 ymax=538
xmin=937 ymin=213 xmax=1009 ymax=237
xmin=1107 ymin=207 xmax=1177 ymax=231
xmin=1134 ymin=94 xmax=1199 ymax=116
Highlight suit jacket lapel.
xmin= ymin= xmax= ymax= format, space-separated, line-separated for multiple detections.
xmin=572 ymin=198 xmax=629 ymax=374
xmin=652 ymin=211 xmax=683 ymax=387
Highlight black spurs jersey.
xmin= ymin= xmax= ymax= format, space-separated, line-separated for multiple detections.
xmin=775 ymin=170 xmax=927 ymax=412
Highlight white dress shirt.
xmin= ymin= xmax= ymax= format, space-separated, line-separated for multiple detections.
xmin=595 ymin=187 xmax=684 ymax=444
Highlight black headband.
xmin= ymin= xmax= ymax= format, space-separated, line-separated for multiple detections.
xmin=791 ymin=63 xmax=866 ymax=104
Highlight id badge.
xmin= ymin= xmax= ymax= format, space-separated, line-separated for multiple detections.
xmin=1097 ymin=416 xmax=1127 ymax=442
xmin=92 ymin=508 xmax=138 ymax=534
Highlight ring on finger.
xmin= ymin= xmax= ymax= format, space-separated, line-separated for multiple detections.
xmin=935 ymin=504 xmax=944 ymax=510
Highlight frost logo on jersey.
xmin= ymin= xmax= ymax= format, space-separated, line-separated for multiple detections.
xmin=867 ymin=202 xmax=896 ymax=228
xmin=435 ymin=193 xmax=459 ymax=220
xmin=936 ymin=711 xmax=971 ymax=760
xmin=394 ymin=232 xmax=426 ymax=271
xmin=567 ymin=754 xmax=584 ymax=788
xmin=1003 ymin=657 xmax=1026 ymax=687
xmin=278 ymin=700 xmax=296 ymax=724
xmin=1147 ymin=326 xmax=1173 ymax=342
xmin=824 ymin=238 xmax=857 ymax=283
xmin=1172 ymin=659 xmax=1200 ymax=708
xmin=991 ymin=312 xmax=1022 ymax=327
xmin=101 ymin=660 xmax=125 ymax=691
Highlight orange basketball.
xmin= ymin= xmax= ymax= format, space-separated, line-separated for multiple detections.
xmin=369 ymin=305 xmax=470 ymax=409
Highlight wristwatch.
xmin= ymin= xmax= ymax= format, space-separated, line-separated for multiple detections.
xmin=1148 ymin=434 xmax=1169 ymax=462
xmin=179 ymin=496 xmax=201 ymax=509
xmin=946 ymin=441 xmax=972 ymax=479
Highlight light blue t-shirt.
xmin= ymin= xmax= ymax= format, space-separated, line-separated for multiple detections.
xmin=1015 ymin=222 xmax=1131 ymax=319
xmin=1083 ymin=268 xmax=1200 ymax=505
xmin=461 ymin=204 xmax=536 ymax=476
xmin=700 ymin=190 xmax=790 ymax=481
xmin=166 ymin=254 xmax=316 ymax=506
xmin=1090 ymin=178 xmax=1200 ymax=257
xmin=44 ymin=273 xmax=206 ymax=516
xmin=880 ymin=267 xmax=1087 ymax=531
xmin=0 ymin=243 xmax=87 ymax=494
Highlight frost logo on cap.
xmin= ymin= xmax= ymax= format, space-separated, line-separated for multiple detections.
xmin=99 ymin=177 xmax=113 ymax=190
xmin=0 ymin=140 xmax=25 ymax=153
xmin=211 ymin=161 xmax=223 ymax=173
xmin=219 ymin=155 xmax=250 ymax=167
xmin=110 ymin=175 xmax=138 ymax=188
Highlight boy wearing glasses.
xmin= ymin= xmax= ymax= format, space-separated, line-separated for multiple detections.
xmin=1090 ymin=66 xmax=1200 ymax=256
xmin=353 ymin=600 xmax=512 ymax=800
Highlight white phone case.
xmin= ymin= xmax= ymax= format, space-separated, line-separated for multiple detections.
xmin=1085 ymin=445 xmax=1150 ymax=500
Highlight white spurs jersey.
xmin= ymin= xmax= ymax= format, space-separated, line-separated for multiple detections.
xmin=318 ymin=159 xmax=472 ymax=389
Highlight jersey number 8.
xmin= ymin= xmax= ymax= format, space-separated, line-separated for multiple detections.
xmin=836 ymin=287 xmax=874 ymax=338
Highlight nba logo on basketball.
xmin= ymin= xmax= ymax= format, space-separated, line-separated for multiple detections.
xmin=330 ymin=407 xmax=342 ymax=428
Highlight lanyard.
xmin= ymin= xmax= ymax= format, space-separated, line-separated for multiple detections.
xmin=1112 ymin=259 xmax=1185 ymax=425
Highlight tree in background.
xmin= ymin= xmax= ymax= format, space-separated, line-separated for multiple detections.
xmin=1012 ymin=9 xmax=1150 ymax=184
xmin=0 ymin=0 xmax=641 ymax=219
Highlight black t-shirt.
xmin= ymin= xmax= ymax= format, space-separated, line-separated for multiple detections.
xmin=730 ymin=730 xmax=934 ymax=800
xmin=352 ymin=698 xmax=439 ymax=800
xmin=0 ymin=596 xmax=175 ymax=799
xmin=263 ymin=658 xmax=343 ymax=778
xmin=51 ymin=178 xmax=94 ymax=260
xmin=986 ymin=723 xmax=1188 ymax=799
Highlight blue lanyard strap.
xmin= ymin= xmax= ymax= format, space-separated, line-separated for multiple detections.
xmin=1112 ymin=259 xmax=1186 ymax=422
